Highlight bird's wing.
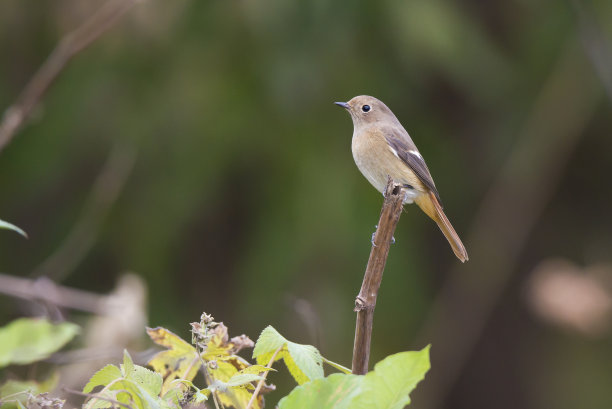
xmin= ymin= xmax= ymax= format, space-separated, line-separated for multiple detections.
xmin=383 ymin=126 xmax=443 ymax=207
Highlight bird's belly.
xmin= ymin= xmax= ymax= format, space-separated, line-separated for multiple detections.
xmin=352 ymin=142 xmax=422 ymax=204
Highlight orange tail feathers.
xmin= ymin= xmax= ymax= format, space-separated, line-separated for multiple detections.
xmin=415 ymin=191 xmax=469 ymax=263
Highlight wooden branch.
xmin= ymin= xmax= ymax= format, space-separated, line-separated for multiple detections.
xmin=0 ymin=0 xmax=137 ymax=154
xmin=31 ymin=142 xmax=137 ymax=281
xmin=352 ymin=177 xmax=405 ymax=375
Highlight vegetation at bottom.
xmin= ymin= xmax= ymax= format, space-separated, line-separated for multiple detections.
xmin=0 ymin=314 xmax=430 ymax=409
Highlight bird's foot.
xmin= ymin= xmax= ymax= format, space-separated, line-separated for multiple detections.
xmin=371 ymin=225 xmax=395 ymax=246
xmin=371 ymin=225 xmax=379 ymax=246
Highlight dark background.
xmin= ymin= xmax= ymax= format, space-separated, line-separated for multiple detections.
xmin=1 ymin=1 xmax=612 ymax=408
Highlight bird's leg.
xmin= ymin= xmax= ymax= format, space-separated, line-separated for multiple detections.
xmin=371 ymin=225 xmax=378 ymax=247
xmin=371 ymin=224 xmax=395 ymax=246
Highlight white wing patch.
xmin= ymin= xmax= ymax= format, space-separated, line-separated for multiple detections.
xmin=389 ymin=146 xmax=400 ymax=159
xmin=409 ymin=150 xmax=422 ymax=159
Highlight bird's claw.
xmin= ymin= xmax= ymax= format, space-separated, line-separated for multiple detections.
xmin=371 ymin=225 xmax=395 ymax=246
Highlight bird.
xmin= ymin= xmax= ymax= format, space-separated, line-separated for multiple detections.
xmin=335 ymin=95 xmax=468 ymax=262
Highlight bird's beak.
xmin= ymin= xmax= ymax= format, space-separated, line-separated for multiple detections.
xmin=334 ymin=101 xmax=350 ymax=109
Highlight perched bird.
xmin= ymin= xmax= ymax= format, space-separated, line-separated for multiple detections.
xmin=335 ymin=95 xmax=468 ymax=262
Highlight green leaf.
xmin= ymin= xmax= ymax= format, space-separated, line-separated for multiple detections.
xmin=110 ymin=379 xmax=143 ymax=409
xmin=0 ymin=318 xmax=79 ymax=367
xmin=161 ymin=387 xmax=183 ymax=406
xmin=121 ymin=350 xmax=135 ymax=378
xmin=131 ymin=365 xmax=163 ymax=397
xmin=278 ymin=373 xmax=364 ymax=409
xmin=252 ymin=326 xmax=286 ymax=359
xmin=225 ymin=373 xmax=263 ymax=388
xmin=0 ymin=219 xmax=27 ymax=238
xmin=83 ymin=364 xmax=122 ymax=393
xmin=286 ymin=342 xmax=324 ymax=383
xmin=193 ymin=389 xmax=209 ymax=403
xmin=253 ymin=326 xmax=323 ymax=385
xmin=0 ymin=380 xmax=37 ymax=406
xmin=278 ymin=347 xmax=430 ymax=409
xmin=353 ymin=345 xmax=431 ymax=409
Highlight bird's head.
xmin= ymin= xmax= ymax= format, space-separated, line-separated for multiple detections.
xmin=335 ymin=95 xmax=399 ymax=127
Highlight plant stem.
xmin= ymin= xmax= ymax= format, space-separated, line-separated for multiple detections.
xmin=352 ymin=177 xmax=404 ymax=375
xmin=322 ymin=357 xmax=352 ymax=374
xmin=245 ymin=345 xmax=283 ymax=409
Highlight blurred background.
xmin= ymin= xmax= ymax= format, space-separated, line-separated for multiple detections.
xmin=1 ymin=0 xmax=612 ymax=408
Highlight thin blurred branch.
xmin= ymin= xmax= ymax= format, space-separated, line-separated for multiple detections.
xmin=62 ymin=387 xmax=135 ymax=409
xmin=352 ymin=177 xmax=404 ymax=375
xmin=0 ymin=273 xmax=107 ymax=313
xmin=31 ymin=143 xmax=137 ymax=281
xmin=0 ymin=0 xmax=137 ymax=153
xmin=286 ymin=295 xmax=323 ymax=349
xmin=415 ymin=39 xmax=603 ymax=409
xmin=570 ymin=0 xmax=612 ymax=102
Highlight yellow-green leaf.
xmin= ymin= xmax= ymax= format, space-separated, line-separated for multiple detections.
xmin=146 ymin=327 xmax=201 ymax=394
xmin=278 ymin=373 xmax=363 ymax=409
xmin=253 ymin=326 xmax=323 ymax=385
xmin=83 ymin=364 xmax=122 ymax=393
xmin=0 ymin=318 xmax=79 ymax=368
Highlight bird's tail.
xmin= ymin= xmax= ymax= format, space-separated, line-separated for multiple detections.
xmin=415 ymin=191 xmax=468 ymax=263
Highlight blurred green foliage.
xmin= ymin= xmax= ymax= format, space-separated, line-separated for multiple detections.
xmin=1 ymin=1 xmax=612 ymax=408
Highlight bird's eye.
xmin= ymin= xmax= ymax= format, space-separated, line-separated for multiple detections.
xmin=362 ymin=105 xmax=371 ymax=113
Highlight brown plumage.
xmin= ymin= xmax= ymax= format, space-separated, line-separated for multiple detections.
xmin=335 ymin=95 xmax=468 ymax=262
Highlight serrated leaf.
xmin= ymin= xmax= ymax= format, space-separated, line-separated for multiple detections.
xmin=286 ymin=342 xmax=324 ymax=384
xmin=226 ymin=373 xmax=263 ymax=387
xmin=352 ymin=346 xmax=431 ymax=409
xmin=121 ymin=350 xmax=135 ymax=378
xmin=0 ymin=219 xmax=27 ymax=238
xmin=253 ymin=326 xmax=323 ymax=385
xmin=0 ymin=318 xmax=79 ymax=367
xmin=131 ymin=365 xmax=163 ymax=397
xmin=252 ymin=326 xmax=285 ymax=359
xmin=146 ymin=327 xmax=201 ymax=394
xmin=83 ymin=364 xmax=122 ymax=393
xmin=278 ymin=373 xmax=364 ymax=409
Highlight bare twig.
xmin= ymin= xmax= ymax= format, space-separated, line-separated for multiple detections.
xmin=62 ymin=387 xmax=135 ymax=409
xmin=31 ymin=142 xmax=137 ymax=281
xmin=0 ymin=0 xmax=137 ymax=153
xmin=352 ymin=177 xmax=405 ymax=375
xmin=245 ymin=345 xmax=283 ymax=409
xmin=0 ymin=273 xmax=107 ymax=313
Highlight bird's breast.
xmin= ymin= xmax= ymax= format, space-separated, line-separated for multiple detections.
xmin=351 ymin=128 xmax=425 ymax=203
